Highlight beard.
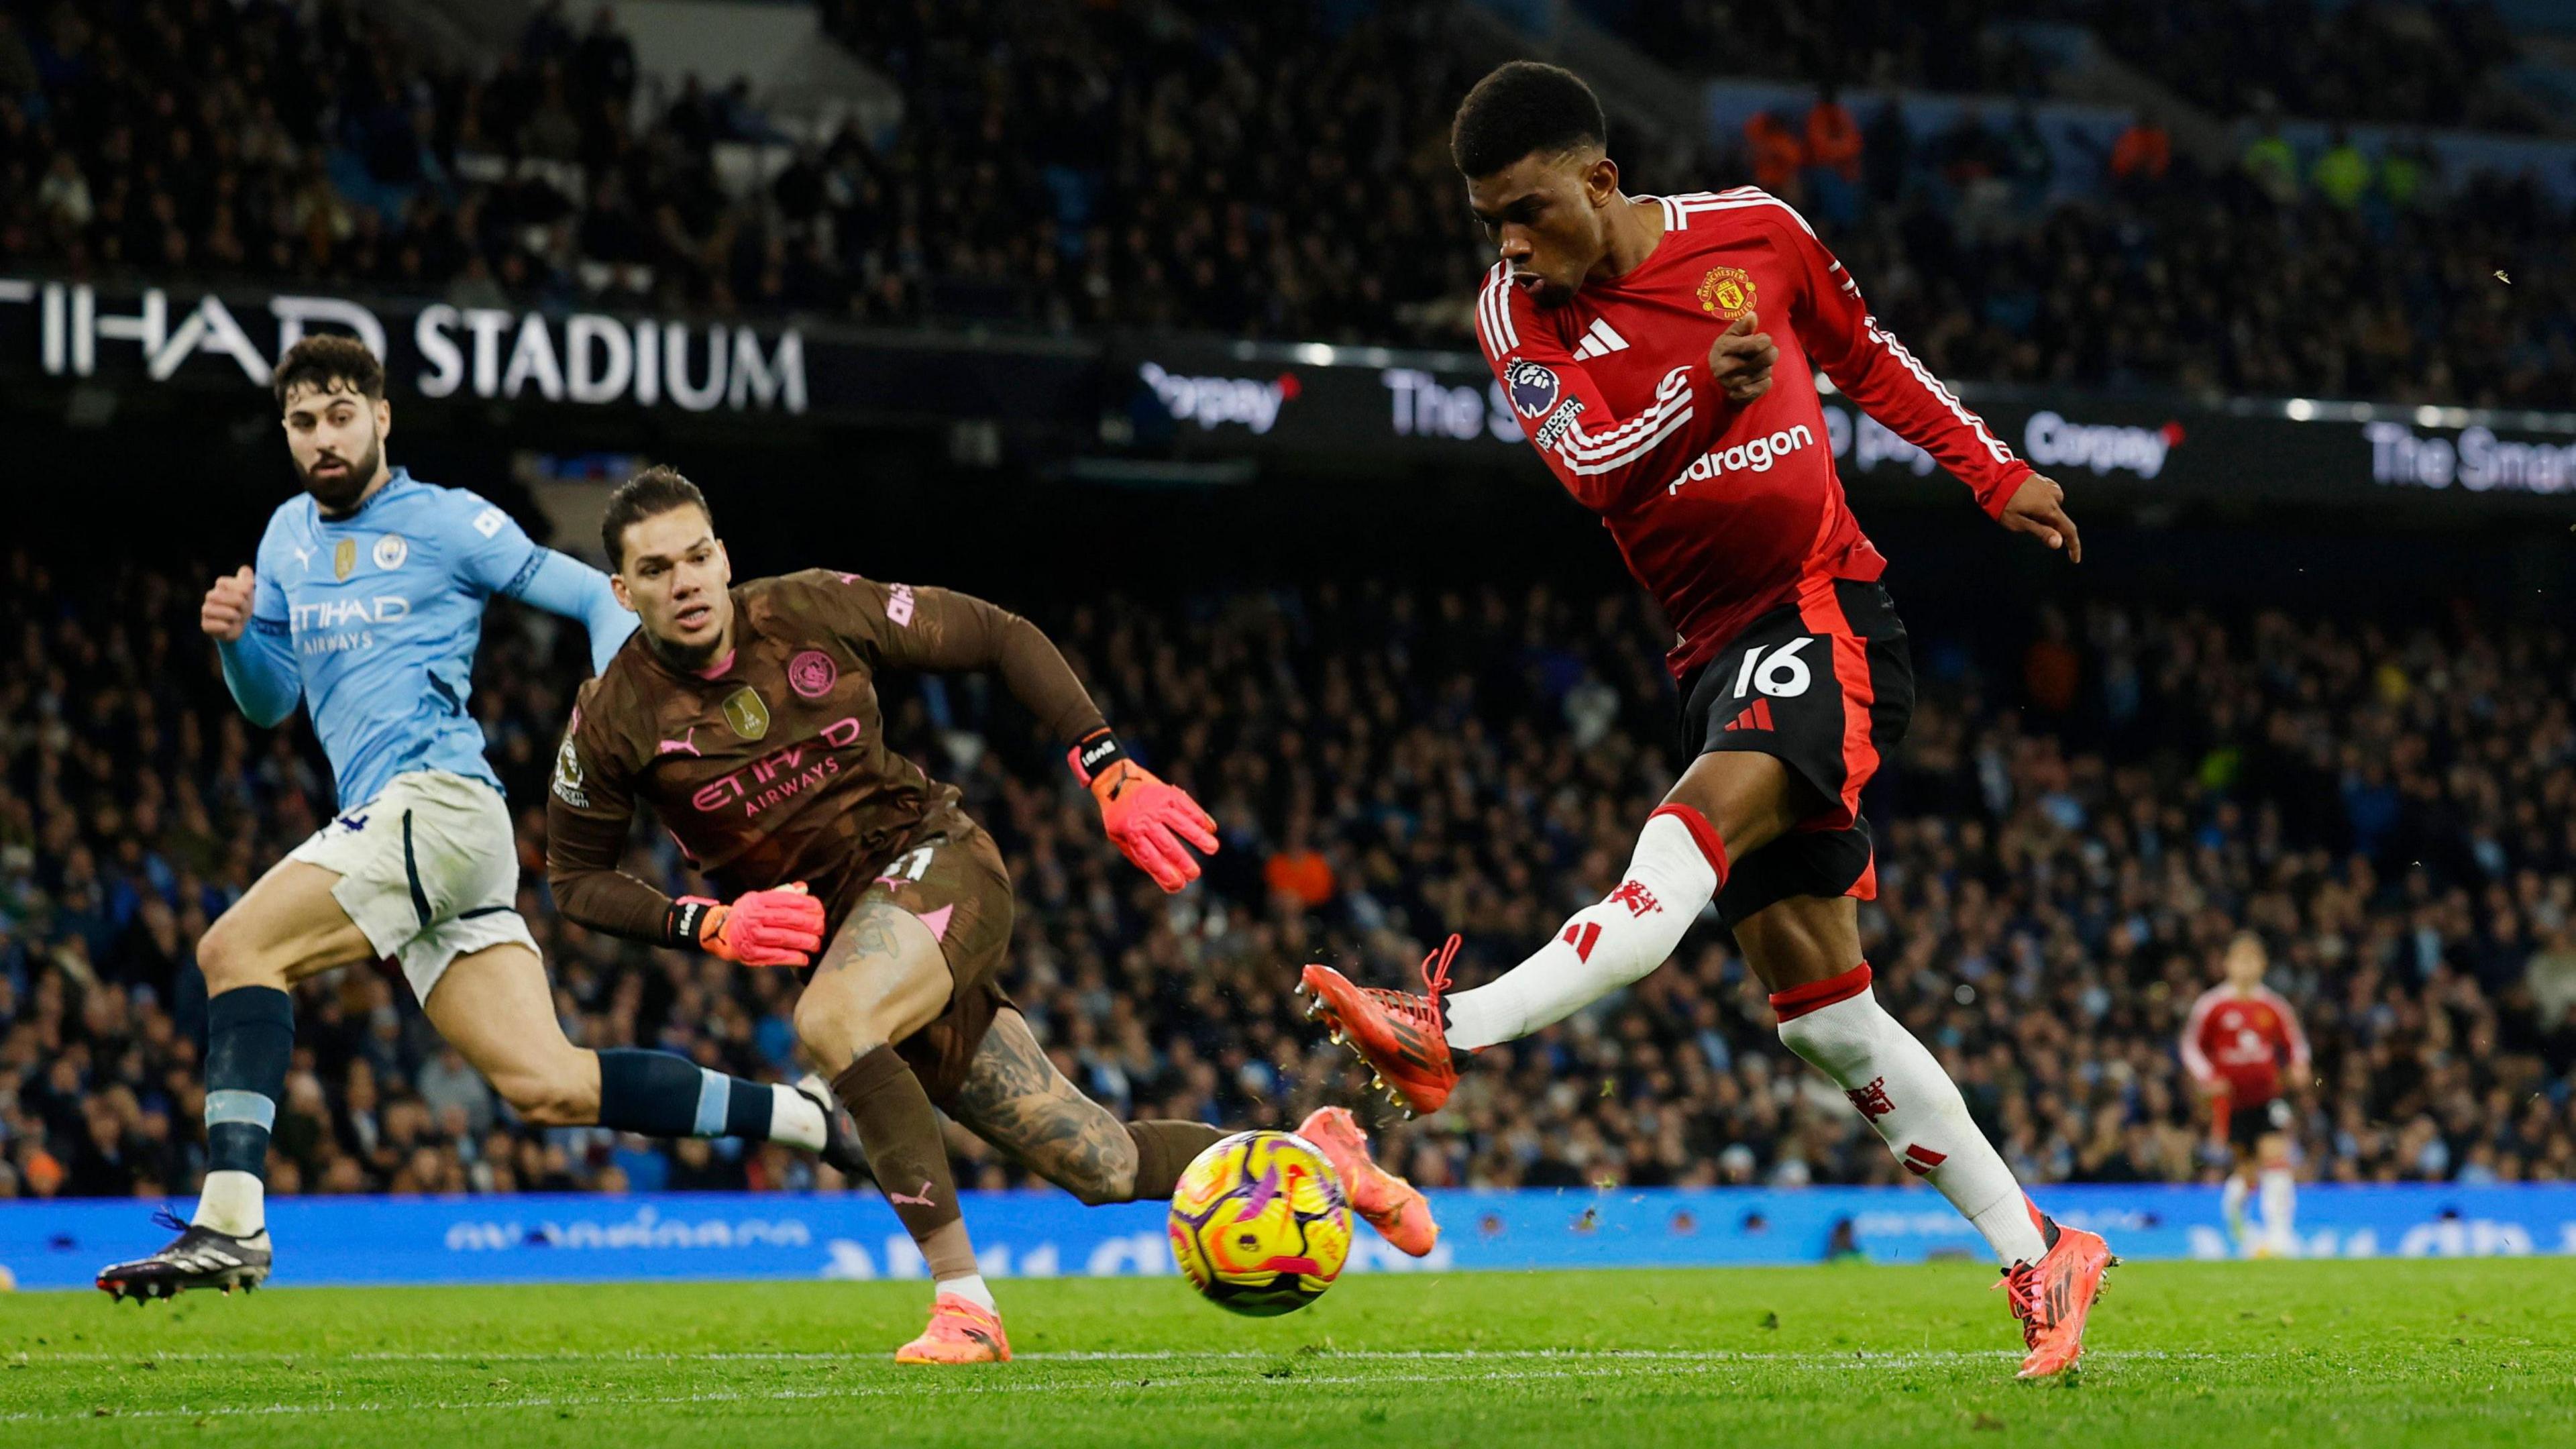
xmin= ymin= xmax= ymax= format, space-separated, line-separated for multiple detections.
xmin=642 ymin=619 xmax=724 ymax=674
xmin=299 ymin=433 xmax=383 ymax=514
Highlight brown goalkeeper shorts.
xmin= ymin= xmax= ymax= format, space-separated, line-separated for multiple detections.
xmin=821 ymin=811 xmax=1016 ymax=1112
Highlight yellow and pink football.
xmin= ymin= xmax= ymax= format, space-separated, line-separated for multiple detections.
xmin=1167 ymin=1130 xmax=1352 ymax=1316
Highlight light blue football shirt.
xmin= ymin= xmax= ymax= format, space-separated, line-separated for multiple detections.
xmin=219 ymin=468 xmax=636 ymax=812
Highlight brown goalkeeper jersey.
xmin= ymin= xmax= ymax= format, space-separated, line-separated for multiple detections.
xmin=545 ymin=568 xmax=1104 ymax=941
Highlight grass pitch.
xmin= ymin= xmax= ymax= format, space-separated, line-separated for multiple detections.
xmin=1 ymin=1258 xmax=2566 ymax=1448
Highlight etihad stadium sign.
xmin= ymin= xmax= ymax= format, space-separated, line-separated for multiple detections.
xmin=0 ymin=278 xmax=806 ymax=414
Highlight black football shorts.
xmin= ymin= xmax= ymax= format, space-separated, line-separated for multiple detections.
xmin=2226 ymin=1096 xmax=2294 ymax=1153
xmin=1677 ymin=578 xmax=1915 ymax=928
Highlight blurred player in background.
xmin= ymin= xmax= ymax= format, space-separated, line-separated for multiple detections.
xmin=2182 ymin=932 xmax=2312 ymax=1256
xmin=546 ymin=468 xmax=1436 ymax=1364
xmin=1301 ymin=62 xmax=2110 ymax=1377
xmin=99 ymin=338 xmax=871 ymax=1303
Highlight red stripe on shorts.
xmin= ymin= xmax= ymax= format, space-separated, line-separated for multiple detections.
xmin=1792 ymin=576 xmax=1877 ymax=829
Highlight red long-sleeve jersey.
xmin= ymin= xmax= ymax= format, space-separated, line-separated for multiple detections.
xmin=1475 ymin=187 xmax=2033 ymax=679
xmin=2181 ymin=983 xmax=2311 ymax=1108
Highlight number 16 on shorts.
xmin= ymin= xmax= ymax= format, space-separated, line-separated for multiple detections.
xmin=1680 ymin=580 xmax=1915 ymax=831
xmin=1731 ymin=637 xmax=1815 ymax=700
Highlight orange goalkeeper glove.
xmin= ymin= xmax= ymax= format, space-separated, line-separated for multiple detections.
xmin=668 ymin=882 xmax=825 ymax=966
xmin=1070 ymin=730 xmax=1218 ymax=892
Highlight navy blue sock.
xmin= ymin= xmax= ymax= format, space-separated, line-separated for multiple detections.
xmin=724 ymin=1079 xmax=774 ymax=1140
xmin=596 ymin=1049 xmax=775 ymax=1140
xmin=203 ymin=985 xmax=294 ymax=1179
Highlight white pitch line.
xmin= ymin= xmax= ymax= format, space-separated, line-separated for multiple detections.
xmin=16 ymin=1346 xmax=2227 ymax=1366
xmin=0 ymin=1358 xmax=2185 ymax=1426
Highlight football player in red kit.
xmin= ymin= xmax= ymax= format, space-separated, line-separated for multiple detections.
xmin=1299 ymin=62 xmax=2111 ymax=1377
xmin=2182 ymin=932 xmax=2312 ymax=1255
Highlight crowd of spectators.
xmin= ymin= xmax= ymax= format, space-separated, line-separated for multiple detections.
xmin=2074 ymin=0 xmax=2538 ymax=133
xmin=7 ymin=537 xmax=2576 ymax=1208
xmin=1601 ymin=1 xmax=2539 ymax=133
xmin=818 ymin=0 xmax=1489 ymax=336
xmin=1815 ymin=116 xmax=2573 ymax=407
xmin=0 ymin=0 xmax=804 ymax=317
xmin=5 ymin=1 xmax=2575 ymax=406
xmin=1605 ymin=0 xmax=2052 ymax=97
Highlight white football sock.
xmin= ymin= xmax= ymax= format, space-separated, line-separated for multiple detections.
xmin=193 ymin=1169 xmax=266 ymax=1237
xmin=937 ymin=1272 xmax=997 ymax=1311
xmin=2221 ymin=1173 xmax=2251 ymax=1245
xmin=1444 ymin=806 xmax=1725 ymax=1051
xmin=768 ymin=1083 xmax=828 ymax=1152
xmin=1774 ymin=967 xmax=2049 ymax=1267
xmin=2259 ymin=1167 xmax=2296 ymax=1254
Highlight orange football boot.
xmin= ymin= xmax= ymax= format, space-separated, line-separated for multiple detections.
xmin=1998 ymin=1214 xmax=2117 ymax=1379
xmin=1299 ymin=934 xmax=1462 ymax=1117
xmin=894 ymin=1293 xmax=1012 ymax=1365
xmin=1297 ymin=1105 xmax=1440 ymax=1257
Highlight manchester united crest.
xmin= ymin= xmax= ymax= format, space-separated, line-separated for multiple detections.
xmin=1697 ymin=266 xmax=1755 ymax=321
xmin=722 ymin=686 xmax=771 ymax=741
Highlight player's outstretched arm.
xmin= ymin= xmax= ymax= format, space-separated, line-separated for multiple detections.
xmin=445 ymin=492 xmax=638 ymax=672
xmin=508 ymin=548 xmax=640 ymax=672
xmin=822 ymin=574 xmax=1219 ymax=891
xmin=1765 ymin=202 xmax=2075 ymax=557
xmin=205 ymin=564 xmax=301 ymax=727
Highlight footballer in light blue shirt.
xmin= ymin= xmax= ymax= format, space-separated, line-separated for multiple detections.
xmin=97 ymin=337 xmax=859 ymax=1303
xmin=220 ymin=458 xmax=633 ymax=810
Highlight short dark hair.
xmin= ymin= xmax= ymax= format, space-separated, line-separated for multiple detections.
xmin=272 ymin=333 xmax=384 ymax=412
xmin=602 ymin=465 xmax=713 ymax=570
xmin=1450 ymin=62 xmax=1607 ymax=179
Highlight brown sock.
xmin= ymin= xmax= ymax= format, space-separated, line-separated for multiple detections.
xmin=830 ymin=1045 xmax=975 ymax=1279
xmin=1124 ymin=1120 xmax=1227 ymax=1201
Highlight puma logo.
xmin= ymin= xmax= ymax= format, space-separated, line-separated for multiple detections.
xmin=658 ymin=726 xmax=702 ymax=757
xmin=889 ymin=1181 xmax=937 ymax=1208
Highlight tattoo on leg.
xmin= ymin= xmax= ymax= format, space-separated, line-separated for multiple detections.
xmin=951 ymin=1012 xmax=1136 ymax=1205
xmin=816 ymin=896 xmax=912 ymax=977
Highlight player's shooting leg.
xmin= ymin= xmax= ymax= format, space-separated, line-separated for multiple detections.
xmin=1441 ymin=751 xmax=1796 ymax=1052
xmin=800 ymin=897 xmax=984 ymax=1287
xmin=188 ymin=858 xmax=379 ymax=1238
xmin=1742 ymin=890 xmax=2048 ymax=1266
xmin=949 ymin=1008 xmax=1223 ymax=1205
xmin=1659 ymin=748 xmax=1808 ymax=863
xmin=424 ymin=943 xmax=834 ymax=1151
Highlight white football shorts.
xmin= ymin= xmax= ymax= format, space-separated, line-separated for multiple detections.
xmin=288 ymin=769 xmax=537 ymax=1004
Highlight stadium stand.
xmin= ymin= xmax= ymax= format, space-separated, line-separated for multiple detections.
xmin=2070 ymin=0 xmax=2540 ymax=131
xmin=1594 ymin=1 xmax=2542 ymax=131
xmin=3 ymin=1 xmax=2572 ymax=402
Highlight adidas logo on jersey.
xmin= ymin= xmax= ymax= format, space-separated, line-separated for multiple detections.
xmin=1570 ymin=319 xmax=1630 ymax=361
